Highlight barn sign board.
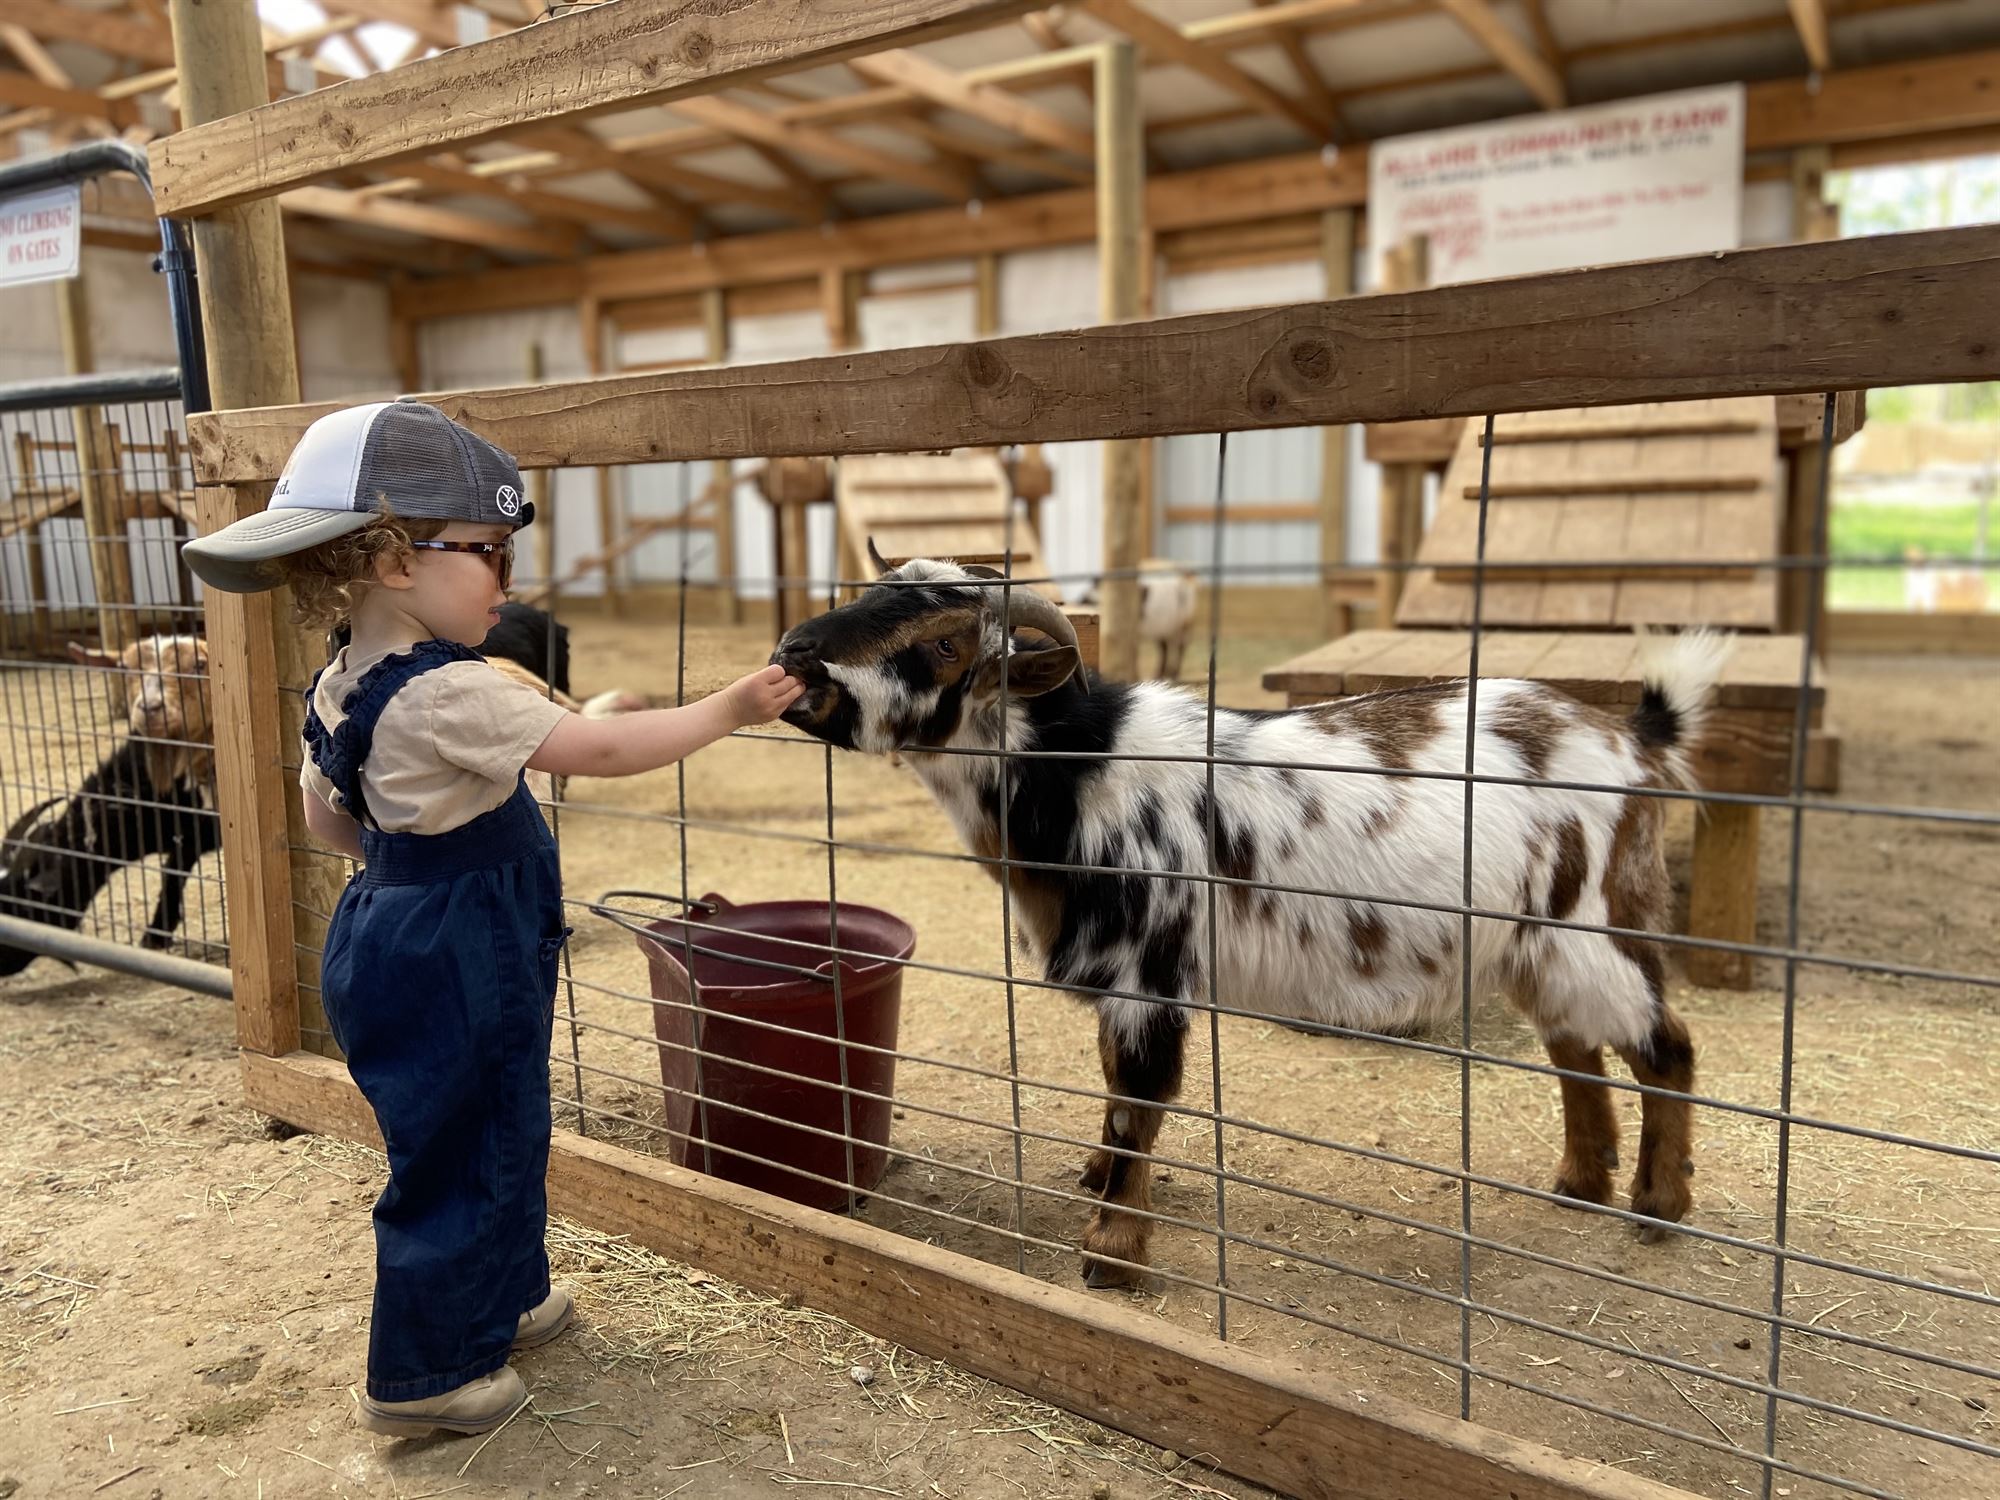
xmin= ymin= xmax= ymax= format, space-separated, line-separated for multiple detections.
xmin=0 ymin=184 xmax=82 ymax=289
xmin=1367 ymin=84 xmax=1745 ymax=286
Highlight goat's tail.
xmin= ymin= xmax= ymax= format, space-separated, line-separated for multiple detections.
xmin=1631 ymin=627 xmax=1732 ymax=785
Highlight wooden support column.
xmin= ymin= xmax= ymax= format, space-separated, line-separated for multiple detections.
xmin=580 ymin=295 xmax=624 ymax=617
xmin=57 ymin=273 xmax=138 ymax=654
xmin=389 ymin=273 xmax=421 ymax=393
xmin=170 ymin=0 xmax=326 ymax=1059
xmin=974 ymin=252 xmax=1000 ymax=336
xmin=1319 ymin=208 xmax=1355 ymax=639
xmin=1096 ymin=40 xmax=1143 ymax=681
xmin=1136 ymin=226 xmax=1158 ymax=560
xmin=702 ymin=287 xmax=739 ymax=624
xmin=1686 ymin=804 xmax=1760 ymax=991
xmin=1375 ymin=233 xmax=1429 ymax=629
xmin=525 ymin=342 xmax=554 ymax=587
xmin=1782 ymin=147 xmax=1839 ymax=634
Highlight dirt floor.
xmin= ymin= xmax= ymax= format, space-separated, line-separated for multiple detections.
xmin=3 ymin=614 xmax=1997 ymax=1500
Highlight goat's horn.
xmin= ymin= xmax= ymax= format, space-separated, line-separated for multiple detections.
xmin=1001 ymin=589 xmax=1077 ymax=653
xmin=866 ymin=536 xmax=893 ymax=576
xmin=2 ymin=796 xmax=62 ymax=849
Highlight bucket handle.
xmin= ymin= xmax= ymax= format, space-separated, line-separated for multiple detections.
xmin=587 ymin=888 xmax=723 ymax=944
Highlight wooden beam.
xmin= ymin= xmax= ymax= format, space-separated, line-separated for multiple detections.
xmin=284 ymin=218 xmax=485 ymax=274
xmin=1249 ymin=0 xmax=1347 ymax=139
xmin=1 ymin=24 xmax=72 ymax=89
xmin=150 ymin=0 xmax=1040 ymax=217
xmin=0 ymin=0 xmax=176 ymax=67
xmin=191 ymin=228 xmax=2000 ymax=485
xmin=701 ymin=286 xmax=739 ymax=624
xmin=169 ymin=0 xmax=330 ymax=1064
xmin=386 ymin=158 xmax=697 ymax=240
xmin=244 ymin=1048 xmax=1699 ymax=1500
xmin=1787 ymin=0 xmax=1833 ymax=73
xmin=1097 ymin=40 xmax=1143 ymax=682
xmin=1744 ymin=47 xmax=2000 ymax=149
xmin=850 ymin=49 xmax=1095 ymax=157
xmin=1319 ymin=206 xmax=1353 ymax=638
xmin=1187 ymin=0 xmax=1423 ymax=48
xmin=282 ymin=184 xmax=584 ymax=258
xmin=670 ymin=95 xmax=975 ymax=202
xmin=520 ymin=124 xmax=818 ymax=223
xmin=898 ymin=114 xmax=1092 ymax=185
xmin=314 ymin=0 xmax=466 ymax=51
xmin=1520 ymin=0 xmax=1562 ymax=72
xmin=1436 ymin=0 xmax=1565 ymax=110
xmin=0 ymin=74 xmax=141 ymax=128
xmin=1081 ymin=0 xmax=1337 ymax=142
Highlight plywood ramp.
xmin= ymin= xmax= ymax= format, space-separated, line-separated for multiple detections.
xmin=836 ymin=452 xmax=1061 ymax=601
xmin=1398 ymin=398 xmax=1782 ymax=632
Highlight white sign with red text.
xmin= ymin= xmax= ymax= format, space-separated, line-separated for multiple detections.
xmin=1367 ymin=85 xmax=1744 ymax=286
xmin=0 ymin=184 xmax=82 ymax=289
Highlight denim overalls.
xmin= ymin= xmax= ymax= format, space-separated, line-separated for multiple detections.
xmin=306 ymin=640 xmax=570 ymax=1402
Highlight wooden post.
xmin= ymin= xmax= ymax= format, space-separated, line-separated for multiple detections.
xmin=525 ymin=342 xmax=554 ymax=588
xmin=702 ymin=287 xmax=739 ymax=624
xmin=389 ymin=273 xmax=422 ymax=393
xmin=56 ymin=273 xmax=138 ymax=653
xmin=821 ymin=264 xmax=859 ymax=351
xmin=1375 ymin=233 xmax=1430 ymax=628
xmin=1096 ymin=40 xmax=1143 ymax=681
xmin=1783 ymin=147 xmax=1838 ymax=634
xmin=1136 ymin=225 xmax=1158 ymax=559
xmin=580 ymin=294 xmax=623 ymax=616
xmin=1686 ymin=804 xmax=1760 ymax=991
xmin=1319 ymin=208 xmax=1355 ymax=639
xmin=974 ymin=253 xmax=1000 ymax=337
xmin=170 ymin=0 xmax=330 ymax=1058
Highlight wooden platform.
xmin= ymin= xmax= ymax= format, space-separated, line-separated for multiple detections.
xmin=1263 ymin=630 xmax=1836 ymax=990
xmin=1397 ymin=399 xmax=1784 ymax=633
xmin=835 ymin=452 xmax=1059 ymax=601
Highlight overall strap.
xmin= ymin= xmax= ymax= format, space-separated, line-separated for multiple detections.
xmin=304 ymin=639 xmax=485 ymax=828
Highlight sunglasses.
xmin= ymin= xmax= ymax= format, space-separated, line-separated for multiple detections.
xmin=409 ymin=539 xmax=512 ymax=590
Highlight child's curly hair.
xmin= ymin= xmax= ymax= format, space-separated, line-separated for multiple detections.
xmin=278 ymin=504 xmax=448 ymax=630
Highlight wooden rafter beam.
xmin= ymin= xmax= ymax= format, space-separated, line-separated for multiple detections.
xmin=1521 ymin=0 xmax=1562 ymax=70
xmin=900 ymin=113 xmax=1092 ymax=184
xmin=518 ymin=123 xmax=804 ymax=223
xmin=1080 ymin=0 xmax=1338 ymax=142
xmin=743 ymin=141 xmax=840 ymax=219
xmin=1788 ymin=0 xmax=1834 ymax=72
xmin=0 ymin=74 xmax=141 ymax=128
xmin=1249 ymin=0 xmax=1346 ymax=138
xmin=281 ymin=184 xmax=585 ymax=258
xmin=315 ymin=0 xmax=467 ymax=51
xmin=849 ymin=49 xmax=1095 ymax=157
xmin=150 ymin=0 xmax=1041 ymax=217
xmin=1436 ymin=0 xmax=1565 ymax=109
xmin=0 ymin=0 xmax=176 ymax=67
xmin=670 ymin=95 xmax=977 ymax=201
xmin=0 ymin=24 xmax=70 ymax=89
xmin=284 ymin=218 xmax=488 ymax=275
xmin=379 ymin=157 xmax=698 ymax=240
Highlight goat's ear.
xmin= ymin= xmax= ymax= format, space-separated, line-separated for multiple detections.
xmin=866 ymin=537 xmax=894 ymax=577
xmin=67 ymin=642 xmax=119 ymax=669
xmin=1005 ymin=644 xmax=1081 ymax=698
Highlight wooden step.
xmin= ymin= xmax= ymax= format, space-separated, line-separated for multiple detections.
xmin=1460 ymin=475 xmax=1766 ymax=499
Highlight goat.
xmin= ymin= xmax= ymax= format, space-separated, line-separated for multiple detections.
xmin=772 ymin=554 xmax=1726 ymax=1287
xmin=1076 ymin=561 xmax=1200 ymax=681
xmin=0 ymin=737 xmax=221 ymax=974
xmin=67 ymin=634 xmax=214 ymax=796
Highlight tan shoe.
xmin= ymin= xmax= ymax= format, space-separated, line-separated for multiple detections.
xmin=359 ymin=1365 xmax=527 ymax=1437
xmin=513 ymin=1285 xmax=574 ymax=1350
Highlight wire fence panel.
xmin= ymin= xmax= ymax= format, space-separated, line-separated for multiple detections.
xmin=0 ymin=396 xmax=227 ymax=977
xmin=270 ymin=392 xmax=2000 ymax=1500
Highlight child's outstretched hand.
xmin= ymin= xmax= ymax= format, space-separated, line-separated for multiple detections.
xmin=724 ymin=664 xmax=806 ymax=726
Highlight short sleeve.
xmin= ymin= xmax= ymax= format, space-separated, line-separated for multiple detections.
xmin=299 ymin=754 xmax=345 ymax=815
xmin=426 ymin=662 xmax=573 ymax=784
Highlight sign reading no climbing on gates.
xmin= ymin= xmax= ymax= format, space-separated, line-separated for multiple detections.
xmin=1367 ymin=84 xmax=1745 ymax=287
xmin=0 ymin=184 xmax=83 ymax=290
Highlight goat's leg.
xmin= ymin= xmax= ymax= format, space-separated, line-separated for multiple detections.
xmin=1080 ymin=1001 xmax=1186 ymax=1290
xmin=143 ymin=860 xmax=189 ymax=950
xmin=1611 ymin=1004 xmax=1696 ymax=1242
xmin=1544 ymin=1034 xmax=1619 ymax=1206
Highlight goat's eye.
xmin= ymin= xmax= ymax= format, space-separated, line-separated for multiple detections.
xmin=935 ymin=639 xmax=957 ymax=661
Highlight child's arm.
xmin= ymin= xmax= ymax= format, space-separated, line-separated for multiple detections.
xmin=303 ymin=789 xmax=365 ymax=860
xmin=528 ymin=664 xmax=803 ymax=780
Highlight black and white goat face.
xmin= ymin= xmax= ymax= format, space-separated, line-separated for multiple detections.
xmin=772 ymin=555 xmax=1082 ymax=754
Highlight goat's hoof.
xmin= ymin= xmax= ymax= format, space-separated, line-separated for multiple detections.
xmin=1553 ymin=1169 xmax=1613 ymax=1206
xmin=1081 ymin=1255 xmax=1143 ymax=1291
xmin=1629 ymin=1184 xmax=1692 ymax=1244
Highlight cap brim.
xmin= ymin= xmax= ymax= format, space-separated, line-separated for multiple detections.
xmin=182 ymin=508 xmax=375 ymax=594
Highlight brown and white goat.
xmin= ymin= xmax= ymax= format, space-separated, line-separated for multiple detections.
xmin=773 ymin=556 xmax=1726 ymax=1287
xmin=69 ymin=634 xmax=214 ymax=796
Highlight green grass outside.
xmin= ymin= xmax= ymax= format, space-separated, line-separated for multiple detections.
xmin=1826 ymin=498 xmax=1994 ymax=611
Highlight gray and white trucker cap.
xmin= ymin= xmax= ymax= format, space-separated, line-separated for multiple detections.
xmin=182 ymin=398 xmax=532 ymax=594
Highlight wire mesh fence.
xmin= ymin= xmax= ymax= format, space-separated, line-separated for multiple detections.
xmin=0 ymin=394 xmax=227 ymax=973
xmin=264 ymin=393 xmax=2000 ymax=1500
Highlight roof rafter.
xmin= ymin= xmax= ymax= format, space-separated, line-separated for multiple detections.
xmin=1435 ymin=0 xmax=1565 ymax=109
xmin=282 ymin=184 xmax=585 ymax=258
xmin=670 ymin=95 xmax=978 ymax=201
xmin=1081 ymin=0 xmax=1339 ymax=142
xmin=1248 ymin=0 xmax=1348 ymax=138
xmin=519 ymin=123 xmax=811 ymax=223
xmin=377 ymin=156 xmax=698 ymax=241
xmin=0 ymin=24 xmax=70 ymax=89
xmin=849 ymin=48 xmax=1095 ymax=157
xmin=1788 ymin=0 xmax=1834 ymax=72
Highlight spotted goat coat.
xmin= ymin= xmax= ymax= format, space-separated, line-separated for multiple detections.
xmin=774 ymin=560 xmax=1726 ymax=1284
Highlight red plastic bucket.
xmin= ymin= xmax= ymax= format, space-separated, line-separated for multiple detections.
xmin=632 ymin=892 xmax=914 ymax=1213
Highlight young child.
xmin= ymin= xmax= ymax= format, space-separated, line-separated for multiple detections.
xmin=183 ymin=400 xmax=801 ymax=1438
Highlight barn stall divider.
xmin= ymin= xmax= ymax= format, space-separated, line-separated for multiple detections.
xmin=180 ymin=223 xmax=2000 ymax=1500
